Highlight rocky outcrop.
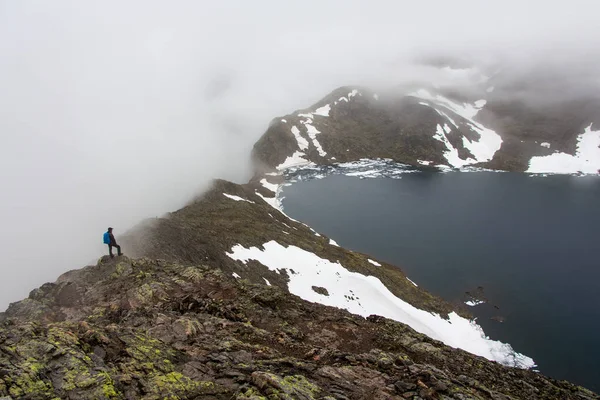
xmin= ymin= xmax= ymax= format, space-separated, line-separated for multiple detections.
xmin=0 ymin=255 xmax=597 ymax=399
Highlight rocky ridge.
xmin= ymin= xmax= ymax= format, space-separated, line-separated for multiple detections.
xmin=0 ymin=253 xmax=597 ymax=400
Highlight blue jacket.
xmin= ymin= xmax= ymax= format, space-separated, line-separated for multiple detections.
xmin=103 ymin=232 xmax=110 ymax=245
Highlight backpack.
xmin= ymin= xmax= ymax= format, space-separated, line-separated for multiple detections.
xmin=103 ymin=232 xmax=110 ymax=245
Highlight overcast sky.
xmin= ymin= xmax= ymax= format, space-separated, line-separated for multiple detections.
xmin=0 ymin=0 xmax=598 ymax=309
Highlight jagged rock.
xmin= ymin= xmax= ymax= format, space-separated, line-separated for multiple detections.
xmin=311 ymin=286 xmax=329 ymax=296
xmin=0 ymin=256 xmax=596 ymax=398
xmin=395 ymin=380 xmax=417 ymax=391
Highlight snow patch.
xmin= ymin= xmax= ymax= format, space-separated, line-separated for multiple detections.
xmin=226 ymin=241 xmax=535 ymax=369
xmin=232 ymin=272 xmax=241 ymax=279
xmin=223 ymin=193 xmax=255 ymax=204
xmin=415 ymin=89 xmax=483 ymax=119
xmin=540 ymin=142 xmax=551 ymax=149
xmin=438 ymin=110 xmax=458 ymax=128
xmin=368 ymin=259 xmax=381 ymax=266
xmin=417 ymin=160 xmax=432 ymax=166
xmin=527 ymin=124 xmax=600 ymax=174
xmin=433 ymin=124 xmax=475 ymax=168
xmin=474 ymin=99 xmax=487 ymax=109
xmin=314 ymin=104 xmax=331 ymax=117
xmin=255 ymin=191 xmax=281 ymax=210
xmin=291 ymin=126 xmax=309 ymax=150
xmin=263 ymin=277 xmax=272 ymax=286
xmin=276 ymin=151 xmax=313 ymax=170
xmin=303 ymin=122 xmax=327 ymax=157
xmin=465 ymin=300 xmax=485 ymax=307
xmin=255 ymin=177 xmax=285 ymax=212
xmin=414 ymin=90 xmax=503 ymax=168
xmin=294 ymin=107 xmax=328 ymax=158
xmin=298 ymin=103 xmax=331 ymax=120
xmin=329 ymin=238 xmax=340 ymax=247
xmin=260 ymin=178 xmax=279 ymax=193
xmin=281 ymin=119 xmax=287 ymax=123
xmin=407 ymin=278 xmax=418 ymax=287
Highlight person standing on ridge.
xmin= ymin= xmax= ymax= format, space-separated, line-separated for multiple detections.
xmin=103 ymin=227 xmax=123 ymax=258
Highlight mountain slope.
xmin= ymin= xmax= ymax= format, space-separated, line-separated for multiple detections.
xmin=252 ymin=86 xmax=600 ymax=174
xmin=120 ymin=179 xmax=455 ymax=318
xmin=0 ymin=254 xmax=597 ymax=399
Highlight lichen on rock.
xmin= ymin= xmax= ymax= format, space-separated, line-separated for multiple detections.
xmin=0 ymin=255 xmax=596 ymax=399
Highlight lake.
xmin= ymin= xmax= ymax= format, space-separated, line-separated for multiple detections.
xmin=281 ymin=171 xmax=600 ymax=392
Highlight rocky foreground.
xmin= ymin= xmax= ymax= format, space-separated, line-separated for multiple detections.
xmin=0 ymin=255 xmax=597 ymax=400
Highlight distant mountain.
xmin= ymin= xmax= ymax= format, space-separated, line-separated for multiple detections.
xmin=252 ymin=84 xmax=600 ymax=174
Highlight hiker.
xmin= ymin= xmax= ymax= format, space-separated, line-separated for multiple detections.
xmin=103 ymin=227 xmax=123 ymax=258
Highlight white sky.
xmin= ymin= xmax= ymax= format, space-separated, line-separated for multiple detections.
xmin=0 ymin=0 xmax=599 ymax=309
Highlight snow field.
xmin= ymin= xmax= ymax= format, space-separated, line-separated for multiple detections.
xmin=527 ymin=124 xmax=600 ymax=174
xmin=433 ymin=124 xmax=475 ymax=168
xmin=227 ymin=241 xmax=535 ymax=369
xmin=223 ymin=193 xmax=255 ymax=204
xmin=283 ymin=93 xmax=357 ymax=164
xmin=414 ymin=89 xmax=503 ymax=168
xmin=290 ymin=126 xmax=309 ymax=151
xmin=260 ymin=179 xmax=279 ymax=193
xmin=276 ymin=151 xmax=313 ymax=171
xmin=465 ymin=300 xmax=485 ymax=307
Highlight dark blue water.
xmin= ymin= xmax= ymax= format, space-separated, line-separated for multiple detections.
xmin=282 ymin=172 xmax=600 ymax=392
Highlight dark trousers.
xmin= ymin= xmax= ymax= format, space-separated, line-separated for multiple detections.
xmin=108 ymin=244 xmax=122 ymax=257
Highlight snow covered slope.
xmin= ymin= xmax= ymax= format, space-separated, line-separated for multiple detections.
xmin=122 ymin=178 xmax=537 ymax=371
xmin=252 ymin=85 xmax=600 ymax=175
xmin=413 ymin=89 xmax=503 ymax=168
xmin=527 ymin=124 xmax=600 ymax=174
xmin=227 ymin=240 xmax=535 ymax=369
